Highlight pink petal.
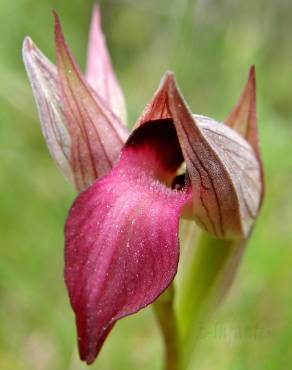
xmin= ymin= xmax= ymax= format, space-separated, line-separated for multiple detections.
xmin=225 ymin=66 xmax=264 ymax=204
xmin=198 ymin=115 xmax=262 ymax=234
xmin=225 ymin=67 xmax=257 ymax=148
xmin=22 ymin=37 xmax=74 ymax=184
xmin=65 ymin=119 xmax=188 ymax=364
xmin=134 ymin=72 xmax=172 ymax=128
xmin=85 ymin=5 xmax=127 ymax=124
xmin=54 ymin=12 xmax=128 ymax=191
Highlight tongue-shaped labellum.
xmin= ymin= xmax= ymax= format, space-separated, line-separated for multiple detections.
xmin=64 ymin=119 xmax=189 ymax=364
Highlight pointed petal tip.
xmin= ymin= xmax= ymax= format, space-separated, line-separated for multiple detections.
xmin=92 ymin=2 xmax=101 ymax=21
xmin=225 ymin=65 xmax=257 ymax=139
xmin=22 ymin=36 xmax=33 ymax=51
xmin=52 ymin=7 xmax=128 ymax=190
xmin=247 ymin=65 xmax=256 ymax=88
xmin=89 ymin=3 xmax=101 ymax=35
xmin=52 ymin=9 xmax=59 ymax=22
xmin=158 ymin=70 xmax=182 ymax=101
xmin=164 ymin=70 xmax=175 ymax=79
xmin=52 ymin=10 xmax=63 ymax=45
xmin=164 ymin=71 xmax=184 ymax=100
xmin=160 ymin=70 xmax=175 ymax=87
xmin=83 ymin=354 xmax=95 ymax=366
xmin=134 ymin=70 xmax=177 ymax=128
xmin=22 ymin=37 xmax=33 ymax=63
xmin=22 ymin=37 xmax=40 ymax=61
xmin=86 ymin=1 xmax=128 ymax=124
xmin=249 ymin=65 xmax=255 ymax=77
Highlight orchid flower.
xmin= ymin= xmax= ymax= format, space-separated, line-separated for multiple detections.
xmin=23 ymin=6 xmax=264 ymax=366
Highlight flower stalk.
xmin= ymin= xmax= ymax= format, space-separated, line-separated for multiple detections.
xmin=153 ymin=285 xmax=180 ymax=370
xmin=177 ymin=233 xmax=245 ymax=368
xmin=154 ymin=235 xmax=246 ymax=370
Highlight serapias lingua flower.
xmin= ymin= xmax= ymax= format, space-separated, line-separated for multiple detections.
xmin=23 ymin=6 xmax=264 ymax=365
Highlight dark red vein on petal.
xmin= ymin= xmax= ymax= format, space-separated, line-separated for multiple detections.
xmin=183 ymin=131 xmax=225 ymax=237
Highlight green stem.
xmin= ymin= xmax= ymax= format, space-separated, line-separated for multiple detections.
xmin=153 ymin=285 xmax=180 ymax=370
xmin=177 ymin=232 xmax=246 ymax=368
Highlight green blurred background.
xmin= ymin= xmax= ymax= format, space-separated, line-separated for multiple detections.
xmin=1 ymin=0 xmax=292 ymax=369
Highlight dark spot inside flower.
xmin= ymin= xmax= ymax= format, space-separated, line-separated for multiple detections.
xmin=124 ymin=119 xmax=185 ymax=188
xmin=172 ymin=174 xmax=186 ymax=190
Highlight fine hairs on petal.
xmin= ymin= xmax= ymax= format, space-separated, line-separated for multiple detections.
xmin=65 ymin=120 xmax=189 ymax=363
